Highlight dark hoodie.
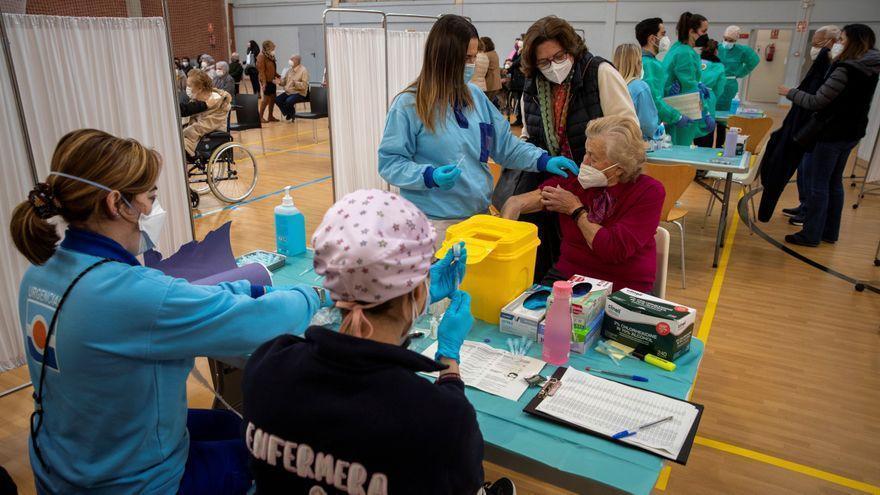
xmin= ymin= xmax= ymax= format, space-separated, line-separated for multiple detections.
xmin=786 ymin=48 xmax=880 ymax=142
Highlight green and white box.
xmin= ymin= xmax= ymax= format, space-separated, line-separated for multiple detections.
xmin=602 ymin=288 xmax=697 ymax=361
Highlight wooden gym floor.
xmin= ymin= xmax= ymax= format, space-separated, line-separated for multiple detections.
xmin=1 ymin=103 xmax=878 ymax=495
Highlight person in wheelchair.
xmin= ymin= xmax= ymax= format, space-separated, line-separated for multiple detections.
xmin=182 ymin=69 xmax=232 ymax=162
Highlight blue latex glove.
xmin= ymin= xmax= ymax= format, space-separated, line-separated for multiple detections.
xmin=703 ymin=114 xmax=716 ymax=134
xmin=432 ymin=164 xmax=462 ymax=191
xmin=698 ymin=83 xmax=711 ymax=100
xmin=675 ymin=115 xmax=693 ymax=128
xmin=429 ymin=242 xmax=467 ymax=302
xmin=669 ymin=81 xmax=681 ymax=96
xmin=435 ymin=291 xmax=474 ymax=363
xmin=545 ymin=156 xmax=579 ymax=178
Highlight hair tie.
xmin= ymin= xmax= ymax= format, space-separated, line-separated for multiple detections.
xmin=28 ymin=183 xmax=61 ymax=220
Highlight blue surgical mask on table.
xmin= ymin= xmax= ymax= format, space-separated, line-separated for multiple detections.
xmin=48 ymin=172 xmax=166 ymax=254
xmin=578 ymin=163 xmax=618 ymax=189
xmin=463 ymin=63 xmax=476 ymax=83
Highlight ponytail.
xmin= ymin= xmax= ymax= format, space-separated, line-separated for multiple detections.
xmin=10 ymin=198 xmax=61 ymax=266
xmin=677 ymin=11 xmax=706 ymax=42
xmin=8 ymin=128 xmax=161 ymax=266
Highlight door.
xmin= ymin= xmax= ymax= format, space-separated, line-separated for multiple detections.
xmin=297 ymin=25 xmax=325 ymax=85
xmin=747 ymin=29 xmax=793 ymax=103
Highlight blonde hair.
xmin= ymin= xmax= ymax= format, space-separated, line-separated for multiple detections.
xmin=10 ymin=129 xmax=161 ymax=265
xmin=586 ymin=116 xmax=646 ymax=183
xmin=613 ymin=43 xmax=643 ymax=84
xmin=187 ymin=69 xmax=213 ymax=94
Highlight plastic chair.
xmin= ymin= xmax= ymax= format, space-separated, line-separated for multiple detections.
xmin=294 ymin=86 xmax=328 ymax=142
xmin=705 ymin=132 xmax=771 ymax=231
xmin=728 ymin=115 xmax=772 ymax=154
xmin=645 ymin=164 xmax=696 ymax=289
xmin=654 ymin=227 xmax=670 ymax=299
xmin=228 ymin=94 xmax=265 ymax=155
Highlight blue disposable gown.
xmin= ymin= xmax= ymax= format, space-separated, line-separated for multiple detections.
xmin=19 ymin=228 xmax=320 ymax=494
xmin=378 ymin=83 xmax=548 ymax=220
xmin=627 ymin=79 xmax=659 ymax=139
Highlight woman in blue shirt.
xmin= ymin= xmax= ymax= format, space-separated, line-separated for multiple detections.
xmin=10 ymin=129 xmax=326 ymax=495
xmin=378 ymin=15 xmax=577 ymax=242
xmin=613 ymin=43 xmax=659 ymax=140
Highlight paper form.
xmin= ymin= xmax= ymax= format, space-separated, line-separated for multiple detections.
xmin=535 ymin=367 xmax=698 ymax=460
xmin=421 ymin=341 xmax=546 ymax=401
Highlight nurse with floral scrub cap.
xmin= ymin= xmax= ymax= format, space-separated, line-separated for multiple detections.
xmin=242 ymin=189 xmax=522 ymax=494
xmin=379 ymin=14 xmax=578 ymax=245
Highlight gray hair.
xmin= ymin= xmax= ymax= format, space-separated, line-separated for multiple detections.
xmin=585 ymin=116 xmax=647 ymax=183
xmin=202 ymin=55 xmax=215 ymax=65
xmin=816 ymin=25 xmax=841 ymax=40
xmin=216 ymin=61 xmax=229 ymax=71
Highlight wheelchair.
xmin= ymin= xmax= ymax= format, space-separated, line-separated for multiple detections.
xmin=187 ymin=107 xmax=258 ymax=208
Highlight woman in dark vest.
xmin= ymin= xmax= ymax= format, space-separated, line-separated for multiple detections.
xmin=778 ymin=24 xmax=879 ymax=247
xmin=493 ymin=16 xmax=638 ymax=281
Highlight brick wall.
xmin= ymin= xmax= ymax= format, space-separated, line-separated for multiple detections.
xmin=18 ymin=0 xmax=229 ymax=62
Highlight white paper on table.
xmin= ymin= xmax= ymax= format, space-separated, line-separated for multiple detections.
xmin=421 ymin=341 xmax=546 ymax=401
xmin=662 ymin=92 xmax=703 ymax=120
xmin=534 ymin=367 xmax=698 ymax=460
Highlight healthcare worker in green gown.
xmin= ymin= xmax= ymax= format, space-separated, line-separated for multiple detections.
xmin=636 ymin=18 xmax=688 ymax=131
xmin=717 ymin=25 xmax=760 ymax=112
xmin=694 ymin=40 xmax=725 ymax=144
xmin=662 ymin=12 xmax=713 ymax=145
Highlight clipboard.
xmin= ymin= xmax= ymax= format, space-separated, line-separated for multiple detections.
xmin=523 ymin=367 xmax=704 ymax=465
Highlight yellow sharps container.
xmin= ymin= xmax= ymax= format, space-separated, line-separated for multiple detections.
xmin=436 ymin=215 xmax=540 ymax=323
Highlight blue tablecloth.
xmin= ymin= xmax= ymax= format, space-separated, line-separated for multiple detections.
xmin=272 ymin=252 xmax=705 ymax=495
xmin=647 ymin=145 xmax=750 ymax=173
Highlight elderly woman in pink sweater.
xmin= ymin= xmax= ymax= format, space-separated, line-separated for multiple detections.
xmin=502 ymin=116 xmax=665 ymax=293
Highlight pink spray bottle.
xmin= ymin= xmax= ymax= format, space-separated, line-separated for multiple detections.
xmin=542 ymin=281 xmax=572 ymax=365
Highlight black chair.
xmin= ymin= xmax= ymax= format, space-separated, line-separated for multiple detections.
xmin=228 ymin=93 xmax=265 ymax=154
xmin=294 ymin=85 xmax=328 ymax=142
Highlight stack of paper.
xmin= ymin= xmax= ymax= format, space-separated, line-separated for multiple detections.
xmin=662 ymin=92 xmax=703 ymax=120
xmin=421 ymin=341 xmax=546 ymax=401
xmin=534 ymin=367 xmax=699 ymax=460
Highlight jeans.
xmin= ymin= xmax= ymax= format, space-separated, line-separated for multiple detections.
xmin=178 ymin=409 xmax=251 ymax=495
xmin=795 ymin=154 xmax=808 ymax=209
xmin=800 ymin=140 xmax=858 ymax=243
xmin=276 ymin=92 xmax=309 ymax=119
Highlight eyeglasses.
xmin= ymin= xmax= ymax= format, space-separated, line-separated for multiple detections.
xmin=536 ymin=50 xmax=568 ymax=70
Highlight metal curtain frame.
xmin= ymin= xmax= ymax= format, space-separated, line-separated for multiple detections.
xmin=0 ymin=10 xmax=39 ymax=185
xmin=321 ymin=8 xmax=439 ymax=200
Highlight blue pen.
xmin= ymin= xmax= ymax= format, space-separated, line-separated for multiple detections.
xmin=584 ymin=366 xmax=649 ymax=382
xmin=612 ymin=415 xmax=674 ymax=440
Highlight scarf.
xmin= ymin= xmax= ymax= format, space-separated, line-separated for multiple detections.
xmin=536 ymin=75 xmax=573 ymax=158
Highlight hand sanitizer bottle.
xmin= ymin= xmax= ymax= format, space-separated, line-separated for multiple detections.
xmin=275 ymin=186 xmax=306 ymax=256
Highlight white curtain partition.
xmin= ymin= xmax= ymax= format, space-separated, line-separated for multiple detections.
xmin=2 ymin=14 xmax=193 ymax=255
xmin=326 ymin=28 xmax=428 ymax=200
xmin=0 ymin=47 xmax=32 ymax=371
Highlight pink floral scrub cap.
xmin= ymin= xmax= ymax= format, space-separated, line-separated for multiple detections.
xmin=312 ymin=189 xmax=436 ymax=336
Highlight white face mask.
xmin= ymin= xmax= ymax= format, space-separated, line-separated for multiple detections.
xmin=540 ymin=57 xmax=573 ymax=84
xmin=216 ymin=69 xmax=225 ymax=76
xmin=578 ymin=163 xmax=618 ymax=189
xmin=185 ymin=86 xmax=194 ymax=98
xmin=201 ymin=61 xmax=208 ymax=69
xmin=658 ymin=35 xmax=671 ymax=53
xmin=47 ymin=172 xmax=166 ymax=254
xmin=181 ymin=61 xmax=189 ymax=68
xmin=639 ymin=67 xmax=645 ymax=80
xmin=289 ymin=60 xmax=295 ymax=67
xmin=831 ymin=42 xmax=844 ymax=59
xmin=135 ymin=200 xmax=166 ymax=254
xmin=404 ymin=279 xmax=430 ymax=344
xmin=810 ymin=46 xmax=822 ymax=60
xmin=722 ymin=41 xmax=735 ymax=49
xmin=269 ymin=50 xmax=276 ymax=57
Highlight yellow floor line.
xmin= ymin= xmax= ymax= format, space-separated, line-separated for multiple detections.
xmin=694 ymin=437 xmax=880 ymax=495
xmin=656 ymin=193 xmax=742 ymax=491
xmin=696 ymin=196 xmax=741 ymax=343
xmin=258 ymin=139 xmax=327 ymax=159
xmin=654 ymin=466 xmax=672 ymax=491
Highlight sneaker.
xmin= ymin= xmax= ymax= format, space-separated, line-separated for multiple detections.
xmin=785 ymin=233 xmax=819 ymax=247
xmin=483 ymin=477 xmax=517 ymax=495
xmin=788 ymin=216 xmax=804 ymax=226
xmin=781 ymin=207 xmax=802 ymax=218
